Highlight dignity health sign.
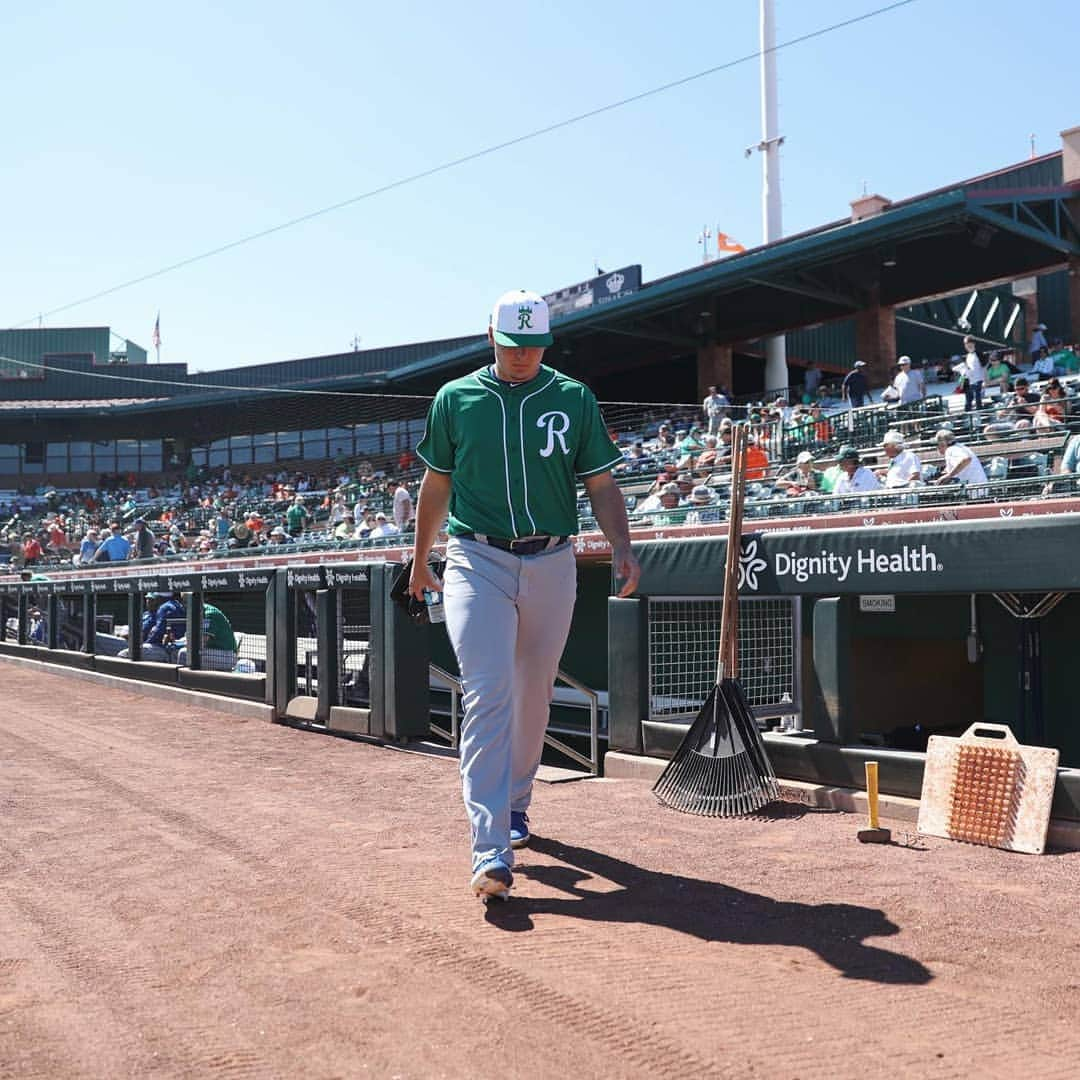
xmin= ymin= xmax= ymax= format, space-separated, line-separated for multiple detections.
xmin=768 ymin=543 xmax=943 ymax=588
xmin=634 ymin=515 xmax=1080 ymax=597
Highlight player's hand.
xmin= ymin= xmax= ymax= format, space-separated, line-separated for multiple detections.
xmin=408 ymin=558 xmax=443 ymax=602
xmin=612 ymin=543 xmax=641 ymax=598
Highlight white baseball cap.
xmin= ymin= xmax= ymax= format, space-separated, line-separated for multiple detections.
xmin=796 ymin=450 xmax=814 ymax=464
xmin=490 ymin=289 xmax=554 ymax=347
xmin=897 ymin=355 xmax=911 ymax=365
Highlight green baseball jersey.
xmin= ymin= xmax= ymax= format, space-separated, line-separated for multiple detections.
xmin=416 ymin=364 xmax=622 ymax=539
xmin=202 ymin=603 xmax=237 ymax=652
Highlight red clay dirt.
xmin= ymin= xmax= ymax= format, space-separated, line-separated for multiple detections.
xmin=1 ymin=661 xmax=1079 ymax=1079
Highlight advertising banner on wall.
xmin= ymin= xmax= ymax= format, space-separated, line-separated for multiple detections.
xmin=634 ymin=516 xmax=1080 ymax=596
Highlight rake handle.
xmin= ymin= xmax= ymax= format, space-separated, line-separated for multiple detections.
xmin=717 ymin=424 xmax=748 ymax=682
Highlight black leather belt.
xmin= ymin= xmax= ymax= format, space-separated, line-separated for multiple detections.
xmin=460 ymin=532 xmax=569 ymax=556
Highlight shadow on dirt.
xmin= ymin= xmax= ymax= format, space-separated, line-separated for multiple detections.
xmin=486 ymin=835 xmax=932 ymax=986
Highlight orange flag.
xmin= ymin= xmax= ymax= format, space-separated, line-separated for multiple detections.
xmin=716 ymin=232 xmax=746 ymax=254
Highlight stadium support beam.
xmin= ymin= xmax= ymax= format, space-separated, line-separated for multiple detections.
xmin=1070 ymin=254 xmax=1080 ymax=345
xmin=697 ymin=341 xmax=734 ymax=401
xmin=854 ymin=285 xmax=896 ymax=387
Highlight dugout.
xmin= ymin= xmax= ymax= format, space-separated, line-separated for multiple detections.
xmin=0 ymin=570 xmax=276 ymax=702
xmin=272 ymin=562 xmax=426 ymax=741
xmin=609 ymin=515 xmax=1080 ymax=819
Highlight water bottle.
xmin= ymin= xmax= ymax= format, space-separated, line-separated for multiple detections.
xmin=423 ymin=588 xmax=445 ymax=624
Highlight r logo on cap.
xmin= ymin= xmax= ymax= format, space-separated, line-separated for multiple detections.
xmin=490 ymin=289 xmax=555 ymax=347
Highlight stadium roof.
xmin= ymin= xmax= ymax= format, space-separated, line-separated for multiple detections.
xmin=2 ymin=151 xmax=1075 ymax=440
xmin=377 ymin=152 xmax=1078 ymax=391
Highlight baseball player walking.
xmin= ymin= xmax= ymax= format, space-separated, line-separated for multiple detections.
xmin=409 ymin=289 xmax=640 ymax=899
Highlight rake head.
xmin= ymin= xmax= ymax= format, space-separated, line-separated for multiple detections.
xmin=653 ymin=678 xmax=780 ymax=817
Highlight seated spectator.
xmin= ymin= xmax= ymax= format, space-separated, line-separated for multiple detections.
xmin=934 ymin=428 xmax=988 ymax=486
xmin=229 ymin=522 xmax=254 ymax=548
xmin=809 ymin=403 xmax=833 ymax=447
xmin=334 ymin=518 xmax=354 ymax=541
xmin=985 ymin=352 xmax=1012 ymax=394
xmin=684 ymin=484 xmax=720 ymax=525
xmin=744 ymin=436 xmax=770 ymax=481
xmin=22 ymin=533 xmax=43 ymax=566
xmin=268 ymin=524 xmax=294 ymax=545
xmin=1005 ymin=378 xmax=1039 ymax=422
xmin=1033 ymin=394 xmax=1065 ymax=430
xmin=833 ymin=446 xmax=882 ymax=494
xmin=1058 ymin=432 xmax=1080 ymax=477
xmin=46 ymin=517 xmax=69 ymax=554
xmin=329 ymin=493 xmax=349 ymax=525
xmin=694 ymin=435 xmax=720 ymax=472
xmin=636 ymin=481 xmax=682 ymax=514
xmin=674 ymin=471 xmax=696 ymax=501
xmin=176 ymin=602 xmax=238 ymax=673
xmin=1042 ymin=378 xmax=1069 ymax=419
xmin=713 ymin=420 xmax=734 ymax=463
xmin=1050 ymin=342 xmax=1080 ymax=375
xmin=775 ymin=451 xmax=821 ymax=495
xmin=877 ymin=430 xmax=922 ymax=488
xmin=1030 ymin=346 xmax=1055 ymax=379
xmin=368 ymin=512 xmax=399 ymax=539
xmin=647 ymin=423 xmax=676 ymax=454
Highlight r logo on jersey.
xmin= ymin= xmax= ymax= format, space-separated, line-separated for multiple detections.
xmin=537 ymin=411 xmax=571 ymax=457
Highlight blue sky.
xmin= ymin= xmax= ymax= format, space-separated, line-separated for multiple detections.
xmin=1 ymin=0 xmax=1077 ymax=372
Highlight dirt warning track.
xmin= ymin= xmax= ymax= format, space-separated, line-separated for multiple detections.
xmin=1 ymin=662 xmax=1079 ymax=1079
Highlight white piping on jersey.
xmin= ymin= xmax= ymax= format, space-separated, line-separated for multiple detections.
xmin=576 ymin=453 xmax=624 ymax=479
xmin=415 ymin=448 xmax=452 ymax=474
xmin=479 ymin=383 xmax=517 ymax=536
xmin=517 ymin=372 xmax=558 ymax=535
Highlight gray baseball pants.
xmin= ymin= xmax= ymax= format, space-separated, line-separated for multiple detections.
xmin=443 ymin=537 xmax=577 ymax=872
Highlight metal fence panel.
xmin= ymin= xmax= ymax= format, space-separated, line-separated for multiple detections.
xmin=338 ymin=588 xmax=371 ymax=707
xmin=647 ymin=595 xmax=799 ymax=721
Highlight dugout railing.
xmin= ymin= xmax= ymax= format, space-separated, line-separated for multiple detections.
xmin=0 ymin=558 xmax=608 ymax=773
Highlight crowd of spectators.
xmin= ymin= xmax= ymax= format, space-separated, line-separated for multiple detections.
xmin=1 ymin=456 xmax=419 ymax=570
xmin=2 ymin=332 xmax=1077 ymax=568
xmin=610 ymin=333 xmax=1079 ymax=526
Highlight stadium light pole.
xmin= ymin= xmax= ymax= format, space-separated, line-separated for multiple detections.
xmin=759 ymin=0 xmax=787 ymax=396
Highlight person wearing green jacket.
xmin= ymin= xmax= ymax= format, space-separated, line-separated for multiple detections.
xmin=176 ymin=602 xmax=238 ymax=672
